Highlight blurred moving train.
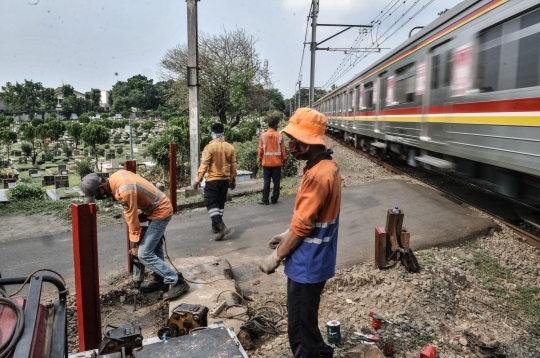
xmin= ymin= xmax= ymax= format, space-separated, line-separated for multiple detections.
xmin=316 ymin=0 xmax=540 ymax=207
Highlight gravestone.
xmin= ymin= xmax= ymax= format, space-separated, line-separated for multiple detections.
xmin=111 ymin=159 xmax=119 ymax=168
xmin=42 ymin=175 xmax=56 ymax=186
xmin=109 ymin=149 xmax=116 ymax=154
xmin=57 ymin=164 xmax=66 ymax=172
xmin=106 ymin=153 xmax=116 ymax=160
xmin=11 ymin=150 xmax=22 ymax=157
xmin=133 ymin=147 xmax=138 ymax=153
xmin=54 ymin=150 xmax=62 ymax=156
xmin=3 ymin=178 xmax=17 ymax=189
xmin=73 ymin=150 xmax=80 ymax=156
xmin=18 ymin=157 xmax=27 ymax=164
xmin=54 ymin=175 xmax=69 ymax=189
xmin=28 ymin=169 xmax=38 ymax=175
xmin=61 ymin=170 xmax=68 ymax=175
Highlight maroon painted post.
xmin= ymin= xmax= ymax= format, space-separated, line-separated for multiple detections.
xmin=124 ymin=160 xmax=136 ymax=273
xmin=71 ymin=203 xmax=101 ymax=350
xmin=169 ymin=143 xmax=177 ymax=211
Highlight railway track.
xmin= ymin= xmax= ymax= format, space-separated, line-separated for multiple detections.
xmin=329 ymin=135 xmax=540 ymax=249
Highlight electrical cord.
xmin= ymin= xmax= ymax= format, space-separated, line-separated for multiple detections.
xmin=0 ymin=288 xmax=24 ymax=358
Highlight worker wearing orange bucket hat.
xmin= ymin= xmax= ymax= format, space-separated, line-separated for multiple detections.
xmin=260 ymin=108 xmax=342 ymax=358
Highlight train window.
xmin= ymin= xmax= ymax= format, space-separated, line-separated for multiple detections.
xmin=516 ymin=8 xmax=540 ymax=88
xmin=395 ymin=63 xmax=416 ymax=104
xmin=431 ymin=55 xmax=440 ymax=89
xmin=477 ymin=24 xmax=503 ymax=92
xmin=363 ymin=82 xmax=373 ymax=109
xmin=443 ymin=50 xmax=453 ymax=87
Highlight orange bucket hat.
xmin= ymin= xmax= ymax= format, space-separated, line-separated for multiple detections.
xmin=281 ymin=108 xmax=327 ymax=147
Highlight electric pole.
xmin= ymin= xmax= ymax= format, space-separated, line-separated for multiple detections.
xmin=309 ymin=0 xmax=318 ymax=108
xmin=187 ymin=0 xmax=200 ymax=186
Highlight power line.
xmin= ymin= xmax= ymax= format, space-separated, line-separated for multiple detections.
xmin=295 ymin=2 xmax=314 ymax=98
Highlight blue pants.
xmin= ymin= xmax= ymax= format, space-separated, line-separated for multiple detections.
xmin=138 ymin=216 xmax=177 ymax=285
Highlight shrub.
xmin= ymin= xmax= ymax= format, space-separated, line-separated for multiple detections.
xmin=105 ymin=144 xmax=110 ymax=149
xmin=116 ymin=147 xmax=124 ymax=155
xmin=83 ymin=148 xmax=89 ymax=156
xmin=98 ymin=148 xmax=105 ymax=157
xmin=282 ymin=150 xmax=300 ymax=178
xmin=161 ymin=114 xmax=170 ymax=122
xmin=78 ymin=114 xmax=90 ymax=124
xmin=43 ymin=151 xmax=54 ymax=161
xmin=75 ymin=157 xmax=94 ymax=178
xmin=8 ymin=183 xmax=44 ymax=201
xmin=113 ymin=138 xmax=120 ymax=144
xmin=234 ymin=140 xmax=260 ymax=178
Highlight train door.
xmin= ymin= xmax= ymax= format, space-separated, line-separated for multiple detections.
xmin=374 ymin=77 xmax=381 ymax=132
xmin=427 ymin=41 xmax=454 ymax=142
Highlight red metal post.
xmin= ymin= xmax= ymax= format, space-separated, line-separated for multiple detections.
xmin=71 ymin=203 xmax=101 ymax=350
xmin=124 ymin=160 xmax=136 ymax=273
xmin=169 ymin=143 xmax=177 ymax=211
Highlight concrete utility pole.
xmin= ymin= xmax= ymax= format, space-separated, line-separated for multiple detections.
xmin=309 ymin=0 xmax=318 ymax=108
xmin=187 ymin=0 xmax=200 ymax=186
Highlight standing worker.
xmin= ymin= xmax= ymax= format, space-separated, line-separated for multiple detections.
xmin=257 ymin=113 xmax=287 ymax=205
xmin=80 ymin=170 xmax=190 ymax=301
xmin=259 ymin=108 xmax=342 ymax=358
xmin=193 ymin=123 xmax=237 ymax=240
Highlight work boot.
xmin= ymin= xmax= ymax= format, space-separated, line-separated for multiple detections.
xmin=257 ymin=200 xmax=269 ymax=205
xmin=163 ymin=274 xmax=190 ymax=301
xmin=140 ymin=274 xmax=169 ymax=293
xmin=214 ymin=222 xmax=231 ymax=241
xmin=211 ymin=224 xmax=219 ymax=234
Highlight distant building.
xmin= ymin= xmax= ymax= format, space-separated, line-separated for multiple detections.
xmin=100 ymin=90 xmax=110 ymax=109
xmin=55 ymin=81 xmax=86 ymax=109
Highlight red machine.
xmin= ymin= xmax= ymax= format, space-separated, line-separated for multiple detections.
xmin=0 ymin=274 xmax=67 ymax=358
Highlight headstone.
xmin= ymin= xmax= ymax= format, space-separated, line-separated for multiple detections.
xmin=28 ymin=169 xmax=38 ymax=175
xmin=133 ymin=147 xmax=139 ymax=153
xmin=61 ymin=170 xmax=68 ymax=175
xmin=57 ymin=164 xmax=66 ymax=172
xmin=11 ymin=150 xmax=22 ymax=157
xmin=111 ymin=159 xmax=119 ymax=168
xmin=73 ymin=150 xmax=80 ymax=156
xmin=106 ymin=153 xmax=116 ymax=160
xmin=31 ymin=173 xmax=41 ymax=178
xmin=54 ymin=175 xmax=69 ymax=189
xmin=109 ymin=149 xmax=116 ymax=154
xmin=3 ymin=178 xmax=17 ymax=189
xmin=54 ymin=150 xmax=62 ymax=156
xmin=42 ymin=175 xmax=56 ymax=186
xmin=18 ymin=157 xmax=27 ymax=164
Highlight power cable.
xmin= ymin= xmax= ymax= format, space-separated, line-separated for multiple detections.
xmin=294 ymin=2 xmax=314 ymax=101
xmin=0 ymin=288 xmax=24 ymax=358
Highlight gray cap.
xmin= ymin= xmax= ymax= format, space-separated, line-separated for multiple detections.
xmin=81 ymin=173 xmax=103 ymax=204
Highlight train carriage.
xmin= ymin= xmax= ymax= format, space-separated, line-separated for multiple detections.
xmin=317 ymin=0 xmax=540 ymax=206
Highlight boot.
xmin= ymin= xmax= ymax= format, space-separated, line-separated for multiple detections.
xmin=140 ymin=274 xmax=169 ymax=293
xmin=214 ymin=222 xmax=231 ymax=241
xmin=163 ymin=274 xmax=190 ymax=301
xmin=211 ymin=223 xmax=219 ymax=234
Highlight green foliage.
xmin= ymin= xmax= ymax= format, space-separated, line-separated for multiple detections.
xmin=74 ymin=157 xmax=94 ymax=178
xmin=233 ymin=140 xmax=260 ymax=178
xmin=48 ymin=120 xmax=66 ymax=145
xmin=78 ymin=114 xmax=90 ymax=123
xmin=142 ymin=120 xmax=154 ymax=130
xmin=146 ymin=124 xmax=190 ymax=182
xmin=88 ymin=111 xmax=96 ymax=117
xmin=116 ymin=147 xmax=124 ymax=155
xmin=81 ymin=122 xmax=110 ymax=169
xmin=113 ymin=138 xmax=120 ymax=144
xmin=61 ymin=95 xmax=86 ymax=118
xmin=161 ymin=113 xmax=170 ymax=122
xmin=43 ymin=151 xmax=54 ymax=161
xmin=121 ymin=110 xmax=131 ymax=119
xmin=31 ymin=118 xmax=43 ymax=127
xmin=98 ymin=148 xmax=105 ymax=157
xmin=62 ymin=143 xmax=70 ymax=156
xmin=109 ymin=75 xmax=164 ymax=113
xmin=47 ymin=113 xmax=57 ymax=120
xmin=21 ymin=143 xmax=32 ymax=157
xmin=66 ymin=122 xmax=83 ymax=148
xmin=104 ymin=144 xmax=110 ymax=149
xmin=83 ymin=148 xmax=89 ymax=156
xmin=282 ymin=150 xmax=299 ymax=178
xmin=0 ymin=80 xmax=52 ymax=111
xmin=7 ymin=183 xmax=45 ymax=201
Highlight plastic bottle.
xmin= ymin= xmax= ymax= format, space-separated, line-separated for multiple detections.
xmin=392 ymin=206 xmax=399 ymax=213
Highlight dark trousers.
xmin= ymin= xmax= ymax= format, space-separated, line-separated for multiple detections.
xmin=262 ymin=166 xmax=281 ymax=203
xmin=204 ymin=180 xmax=229 ymax=229
xmin=287 ymin=278 xmax=333 ymax=358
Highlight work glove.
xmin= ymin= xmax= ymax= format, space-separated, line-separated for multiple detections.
xmin=259 ymin=247 xmax=283 ymax=275
xmin=138 ymin=213 xmax=148 ymax=223
xmin=193 ymin=181 xmax=200 ymax=190
xmin=267 ymin=229 xmax=289 ymax=249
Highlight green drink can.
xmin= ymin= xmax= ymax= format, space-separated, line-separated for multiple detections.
xmin=326 ymin=320 xmax=341 ymax=344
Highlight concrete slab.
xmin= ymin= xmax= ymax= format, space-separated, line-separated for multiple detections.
xmin=167 ymin=256 xmax=245 ymax=333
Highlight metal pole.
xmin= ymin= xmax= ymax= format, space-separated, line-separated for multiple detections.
xmin=129 ymin=117 xmax=133 ymax=160
xmin=187 ymin=0 xmax=200 ymax=186
xmin=309 ymin=0 xmax=318 ymax=108
xmin=71 ymin=203 xmax=101 ymax=350
xmin=169 ymin=143 xmax=177 ymax=211
xmin=124 ymin=161 xmax=136 ymax=275
xmin=297 ymin=81 xmax=301 ymax=109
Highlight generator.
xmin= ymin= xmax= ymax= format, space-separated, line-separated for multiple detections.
xmin=157 ymin=303 xmax=209 ymax=339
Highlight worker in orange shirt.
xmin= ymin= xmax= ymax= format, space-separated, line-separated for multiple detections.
xmin=257 ymin=113 xmax=287 ymax=205
xmin=81 ymin=170 xmax=190 ymax=301
xmin=259 ymin=108 xmax=341 ymax=358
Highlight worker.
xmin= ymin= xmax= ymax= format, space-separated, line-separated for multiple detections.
xmin=81 ymin=171 xmax=190 ymax=301
xmin=259 ymin=108 xmax=342 ymax=358
xmin=257 ymin=113 xmax=287 ymax=205
xmin=193 ymin=122 xmax=237 ymax=240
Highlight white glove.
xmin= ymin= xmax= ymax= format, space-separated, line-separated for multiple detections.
xmin=267 ymin=229 xmax=289 ymax=249
xmin=259 ymin=248 xmax=283 ymax=274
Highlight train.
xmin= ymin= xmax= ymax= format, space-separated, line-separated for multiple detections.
xmin=316 ymin=0 xmax=540 ymax=207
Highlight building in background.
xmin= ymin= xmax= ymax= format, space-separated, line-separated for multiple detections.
xmin=100 ymin=90 xmax=109 ymax=109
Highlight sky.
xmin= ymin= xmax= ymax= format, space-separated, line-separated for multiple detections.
xmin=0 ymin=0 xmax=463 ymax=99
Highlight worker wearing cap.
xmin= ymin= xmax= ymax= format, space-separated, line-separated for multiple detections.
xmin=81 ymin=170 xmax=190 ymax=301
xmin=257 ymin=114 xmax=287 ymax=205
xmin=259 ymin=108 xmax=341 ymax=358
xmin=193 ymin=122 xmax=237 ymax=240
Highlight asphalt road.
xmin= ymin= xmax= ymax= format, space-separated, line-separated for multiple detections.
xmin=0 ymin=179 xmax=497 ymax=292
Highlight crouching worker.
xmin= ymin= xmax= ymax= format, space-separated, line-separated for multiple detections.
xmin=259 ymin=108 xmax=342 ymax=358
xmin=81 ymin=170 xmax=190 ymax=301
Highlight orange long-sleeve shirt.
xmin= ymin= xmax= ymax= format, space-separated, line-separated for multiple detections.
xmin=196 ymin=139 xmax=237 ymax=183
xmin=109 ymin=170 xmax=173 ymax=243
xmin=258 ymin=128 xmax=287 ymax=167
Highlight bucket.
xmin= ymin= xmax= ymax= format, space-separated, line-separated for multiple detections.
xmin=326 ymin=320 xmax=341 ymax=344
xmin=372 ymin=317 xmax=382 ymax=330
xmin=420 ymin=345 xmax=437 ymax=358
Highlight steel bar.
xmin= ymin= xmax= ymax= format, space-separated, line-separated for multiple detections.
xmin=71 ymin=203 xmax=102 ymax=350
xmin=309 ymin=0 xmax=318 ymax=108
xmin=317 ymin=24 xmax=373 ymax=27
xmin=124 ymin=160 xmax=136 ymax=275
xmin=169 ymin=143 xmax=177 ymax=211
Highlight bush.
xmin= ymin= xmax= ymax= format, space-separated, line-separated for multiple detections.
xmin=83 ymin=148 xmax=89 ymax=156
xmin=282 ymin=150 xmax=300 ymax=178
xmin=105 ymin=144 xmax=110 ymax=149
xmin=113 ymin=138 xmax=120 ymax=144
xmin=78 ymin=114 xmax=90 ymax=124
xmin=8 ymin=183 xmax=45 ymax=201
xmin=116 ymin=147 xmax=124 ymax=155
xmin=234 ymin=140 xmax=260 ymax=178
xmin=161 ymin=114 xmax=170 ymax=122
xmin=43 ymin=151 xmax=54 ymax=161
xmin=75 ymin=157 xmax=94 ymax=178
xmin=98 ymin=148 xmax=105 ymax=157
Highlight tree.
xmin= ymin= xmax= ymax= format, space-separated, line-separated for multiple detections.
xmin=146 ymin=123 xmax=189 ymax=182
xmin=109 ymin=75 xmax=162 ymax=113
xmin=21 ymin=124 xmax=38 ymax=164
xmin=21 ymin=143 xmax=32 ymax=159
xmin=81 ymin=122 xmax=110 ymax=169
xmin=116 ymin=147 xmax=124 ymax=155
xmin=36 ymin=123 xmax=51 ymax=149
xmin=48 ymin=120 xmax=66 ymax=148
xmin=67 ymin=122 xmax=83 ymax=148
xmin=78 ymin=114 xmax=90 ymax=124
xmin=89 ymin=88 xmax=101 ymax=111
xmin=158 ymin=28 xmax=263 ymax=126
xmin=142 ymin=120 xmax=154 ymax=131
xmin=40 ymin=87 xmax=57 ymax=110
xmin=0 ymin=80 xmax=44 ymax=111
xmin=31 ymin=118 xmax=43 ymax=127
xmin=0 ymin=130 xmax=17 ymax=163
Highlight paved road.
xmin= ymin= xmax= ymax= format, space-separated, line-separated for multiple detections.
xmin=1 ymin=179 xmax=496 ymax=292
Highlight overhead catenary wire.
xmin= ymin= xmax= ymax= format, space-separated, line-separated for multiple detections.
xmin=293 ymin=2 xmax=314 ymax=104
